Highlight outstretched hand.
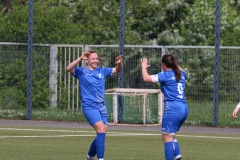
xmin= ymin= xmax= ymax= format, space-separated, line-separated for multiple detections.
xmin=80 ymin=52 xmax=91 ymax=60
xmin=141 ymin=58 xmax=150 ymax=69
xmin=233 ymin=107 xmax=239 ymax=118
xmin=112 ymin=55 xmax=123 ymax=74
xmin=115 ymin=55 xmax=122 ymax=64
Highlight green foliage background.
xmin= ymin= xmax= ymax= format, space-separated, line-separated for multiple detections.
xmin=0 ymin=0 xmax=239 ymax=45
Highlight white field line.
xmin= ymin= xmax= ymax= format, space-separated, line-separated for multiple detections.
xmin=0 ymin=128 xmax=240 ymax=140
xmin=177 ymin=134 xmax=240 ymax=140
xmin=0 ymin=128 xmax=159 ymax=135
xmin=0 ymin=128 xmax=96 ymax=133
xmin=0 ymin=135 xmax=94 ymax=138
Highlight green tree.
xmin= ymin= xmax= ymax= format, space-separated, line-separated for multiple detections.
xmin=127 ymin=0 xmax=195 ymax=45
xmin=0 ymin=45 xmax=52 ymax=109
xmin=0 ymin=1 xmax=81 ymax=43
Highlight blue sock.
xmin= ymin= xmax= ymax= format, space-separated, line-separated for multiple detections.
xmin=88 ymin=138 xmax=96 ymax=157
xmin=174 ymin=138 xmax=181 ymax=158
xmin=95 ymin=133 xmax=105 ymax=159
xmin=164 ymin=142 xmax=174 ymax=160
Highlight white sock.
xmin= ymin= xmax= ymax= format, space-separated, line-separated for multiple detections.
xmin=98 ymin=159 xmax=104 ymax=160
xmin=176 ymin=155 xmax=182 ymax=159
xmin=86 ymin=155 xmax=91 ymax=159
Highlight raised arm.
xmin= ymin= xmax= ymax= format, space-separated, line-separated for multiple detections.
xmin=112 ymin=55 xmax=123 ymax=74
xmin=141 ymin=58 xmax=153 ymax=83
xmin=66 ymin=52 xmax=90 ymax=74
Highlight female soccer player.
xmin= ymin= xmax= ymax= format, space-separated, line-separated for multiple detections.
xmin=66 ymin=50 xmax=122 ymax=160
xmin=141 ymin=54 xmax=188 ymax=160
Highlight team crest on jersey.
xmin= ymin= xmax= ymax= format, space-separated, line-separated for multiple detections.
xmin=171 ymin=76 xmax=176 ymax=80
xmin=98 ymin=73 xmax=102 ymax=78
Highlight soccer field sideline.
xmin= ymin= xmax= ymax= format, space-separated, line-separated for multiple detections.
xmin=1 ymin=119 xmax=240 ymax=135
xmin=1 ymin=127 xmax=240 ymax=140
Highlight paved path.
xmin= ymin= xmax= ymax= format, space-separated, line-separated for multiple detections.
xmin=0 ymin=119 xmax=240 ymax=135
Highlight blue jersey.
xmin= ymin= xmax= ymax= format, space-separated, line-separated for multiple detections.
xmin=73 ymin=67 xmax=113 ymax=107
xmin=157 ymin=70 xmax=187 ymax=102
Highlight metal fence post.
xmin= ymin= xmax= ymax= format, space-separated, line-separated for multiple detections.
xmin=213 ymin=0 xmax=221 ymax=126
xmin=26 ymin=0 xmax=34 ymax=120
xmin=118 ymin=0 xmax=125 ymax=123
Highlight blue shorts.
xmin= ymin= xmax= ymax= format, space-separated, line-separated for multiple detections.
xmin=162 ymin=101 xmax=188 ymax=135
xmin=82 ymin=106 xmax=108 ymax=126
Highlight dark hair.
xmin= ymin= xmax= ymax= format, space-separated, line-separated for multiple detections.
xmin=162 ymin=54 xmax=181 ymax=81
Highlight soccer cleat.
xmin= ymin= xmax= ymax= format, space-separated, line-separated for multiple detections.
xmin=84 ymin=156 xmax=94 ymax=160
xmin=176 ymin=158 xmax=182 ymax=160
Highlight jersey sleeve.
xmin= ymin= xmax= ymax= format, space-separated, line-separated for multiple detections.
xmin=158 ymin=72 xmax=167 ymax=83
xmin=102 ymin=68 xmax=113 ymax=78
xmin=73 ymin=67 xmax=83 ymax=78
xmin=181 ymin=70 xmax=187 ymax=80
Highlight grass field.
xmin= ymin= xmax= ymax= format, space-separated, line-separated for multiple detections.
xmin=0 ymin=125 xmax=240 ymax=160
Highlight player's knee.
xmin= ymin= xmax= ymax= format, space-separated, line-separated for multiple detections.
xmin=162 ymin=133 xmax=174 ymax=142
xmin=93 ymin=121 xmax=107 ymax=133
xmin=96 ymin=127 xmax=106 ymax=133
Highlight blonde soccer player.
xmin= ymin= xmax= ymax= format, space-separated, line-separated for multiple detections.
xmin=66 ymin=50 xmax=122 ymax=160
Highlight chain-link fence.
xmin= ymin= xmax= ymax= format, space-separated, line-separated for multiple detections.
xmin=1 ymin=43 xmax=240 ymax=127
xmin=1 ymin=0 xmax=240 ymax=126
